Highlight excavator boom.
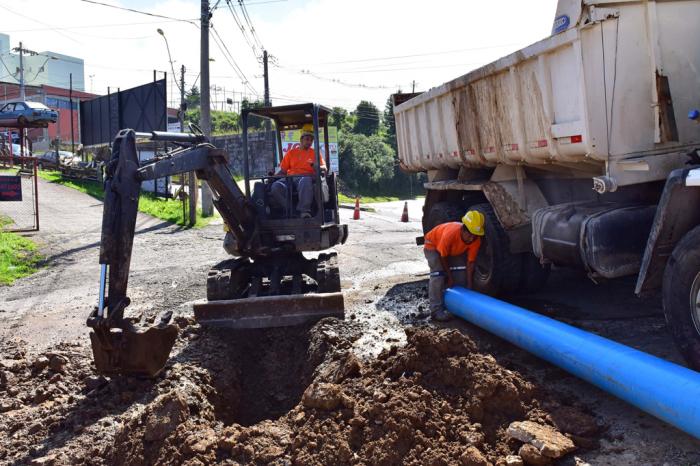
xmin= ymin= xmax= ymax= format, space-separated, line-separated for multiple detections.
xmin=88 ymin=122 xmax=345 ymax=377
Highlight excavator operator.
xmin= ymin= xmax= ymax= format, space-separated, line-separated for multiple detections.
xmin=271 ymin=124 xmax=326 ymax=218
xmin=423 ymin=210 xmax=485 ymax=322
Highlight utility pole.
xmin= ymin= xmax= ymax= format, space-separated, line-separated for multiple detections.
xmin=70 ymin=73 xmax=75 ymax=155
xmin=181 ymin=64 xmax=198 ymax=226
xmin=200 ymin=0 xmax=214 ymax=216
xmin=263 ymin=50 xmax=270 ymax=106
xmin=13 ymin=42 xmax=38 ymax=100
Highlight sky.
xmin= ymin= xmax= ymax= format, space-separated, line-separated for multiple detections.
xmin=0 ymin=0 xmax=559 ymax=112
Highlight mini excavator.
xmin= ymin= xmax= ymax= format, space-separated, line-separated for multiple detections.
xmin=87 ymin=104 xmax=348 ymax=376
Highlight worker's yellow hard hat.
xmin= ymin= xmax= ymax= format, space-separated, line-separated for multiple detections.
xmin=462 ymin=210 xmax=485 ymax=236
xmin=301 ymin=124 xmax=314 ymax=139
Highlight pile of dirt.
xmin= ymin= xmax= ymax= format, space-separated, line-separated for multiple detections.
xmin=0 ymin=320 xmax=601 ymax=465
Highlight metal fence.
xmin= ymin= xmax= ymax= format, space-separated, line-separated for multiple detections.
xmin=0 ymin=156 xmax=39 ymax=232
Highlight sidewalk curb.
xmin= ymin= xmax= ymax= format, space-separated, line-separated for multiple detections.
xmin=339 ymin=203 xmax=376 ymax=213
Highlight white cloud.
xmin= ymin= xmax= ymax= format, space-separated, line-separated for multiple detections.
xmin=0 ymin=0 xmax=558 ymax=111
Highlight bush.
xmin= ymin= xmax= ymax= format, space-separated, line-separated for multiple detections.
xmin=338 ymin=132 xmax=394 ymax=194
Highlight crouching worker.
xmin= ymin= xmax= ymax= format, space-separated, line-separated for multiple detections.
xmin=423 ymin=210 xmax=485 ymax=321
xmin=270 ymin=125 xmax=326 ymax=218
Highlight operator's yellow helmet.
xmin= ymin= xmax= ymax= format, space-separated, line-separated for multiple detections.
xmin=301 ymin=124 xmax=314 ymax=139
xmin=462 ymin=210 xmax=485 ymax=236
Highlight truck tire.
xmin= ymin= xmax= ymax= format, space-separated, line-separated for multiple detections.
xmin=425 ymin=201 xmax=464 ymax=233
xmin=518 ymin=253 xmax=550 ymax=293
xmin=470 ymin=203 xmax=522 ymax=296
xmin=662 ymin=225 xmax=700 ymax=370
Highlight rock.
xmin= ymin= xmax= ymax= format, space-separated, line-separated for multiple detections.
xmin=460 ymin=446 xmax=491 ymax=466
xmin=302 ymin=383 xmax=348 ymax=410
xmin=507 ymin=421 xmax=576 ymax=459
xmin=85 ymin=375 xmax=108 ymax=391
xmin=49 ymin=355 xmax=68 ymax=373
xmin=30 ymin=455 xmax=56 ymax=465
xmin=48 ymin=373 xmax=62 ymax=384
xmin=505 ymin=455 xmax=524 ymax=466
xmin=184 ymin=427 xmax=217 ymax=454
xmin=33 ymin=389 xmax=51 ymax=404
xmin=33 ymin=356 xmax=50 ymax=371
xmin=518 ymin=444 xmax=552 ymax=466
xmin=316 ymin=353 xmax=362 ymax=384
xmin=143 ymin=391 xmax=190 ymax=442
xmin=28 ymin=421 xmax=43 ymax=434
xmin=0 ymin=369 xmax=16 ymax=387
xmin=550 ymin=407 xmax=599 ymax=437
xmin=0 ymin=400 xmax=19 ymax=413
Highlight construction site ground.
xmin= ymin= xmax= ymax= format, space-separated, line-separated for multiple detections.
xmin=1 ymin=179 xmax=699 ymax=465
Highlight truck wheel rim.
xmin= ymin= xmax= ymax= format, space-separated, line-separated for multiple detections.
xmin=690 ymin=272 xmax=700 ymax=335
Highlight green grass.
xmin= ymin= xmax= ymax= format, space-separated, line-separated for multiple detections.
xmin=0 ymin=216 xmax=43 ymax=285
xmin=38 ymin=170 xmax=215 ymax=228
xmin=338 ymin=193 xmax=400 ymax=204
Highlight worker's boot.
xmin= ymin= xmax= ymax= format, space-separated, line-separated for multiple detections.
xmin=431 ymin=309 xmax=453 ymax=322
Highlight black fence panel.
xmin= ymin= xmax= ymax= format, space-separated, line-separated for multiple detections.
xmin=80 ymin=79 xmax=166 ymax=146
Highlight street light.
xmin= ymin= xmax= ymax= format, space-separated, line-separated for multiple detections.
xmin=157 ymin=28 xmax=181 ymax=94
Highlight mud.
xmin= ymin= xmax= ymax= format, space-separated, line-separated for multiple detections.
xmin=1 ymin=318 xmax=601 ymax=466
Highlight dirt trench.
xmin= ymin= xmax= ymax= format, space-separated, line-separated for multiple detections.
xmin=0 ymin=315 xmax=602 ymax=466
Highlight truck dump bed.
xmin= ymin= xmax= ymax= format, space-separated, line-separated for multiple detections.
xmin=394 ymin=0 xmax=700 ymax=186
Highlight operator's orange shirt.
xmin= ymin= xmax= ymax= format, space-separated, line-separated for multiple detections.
xmin=280 ymin=147 xmax=326 ymax=176
xmin=424 ymin=222 xmax=482 ymax=262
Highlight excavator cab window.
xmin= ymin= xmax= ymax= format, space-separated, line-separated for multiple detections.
xmin=242 ymin=104 xmax=337 ymax=224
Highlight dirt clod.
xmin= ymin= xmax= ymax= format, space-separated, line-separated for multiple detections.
xmin=507 ymin=420 xmax=576 ymax=458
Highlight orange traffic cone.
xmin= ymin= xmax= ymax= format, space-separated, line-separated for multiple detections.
xmin=400 ymin=201 xmax=409 ymax=222
xmin=353 ymin=196 xmax=361 ymax=220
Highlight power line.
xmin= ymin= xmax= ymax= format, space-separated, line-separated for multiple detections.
xmin=300 ymin=43 xmax=521 ymax=66
xmin=238 ymin=0 xmax=264 ymax=51
xmin=209 ymin=24 xmax=259 ymax=97
xmin=0 ymin=56 xmax=16 ymax=80
xmin=78 ymin=0 xmax=199 ymax=27
xmin=1 ymin=18 xmax=197 ymax=33
xmin=0 ymin=1 xmax=81 ymax=43
xmin=275 ymin=64 xmax=405 ymax=90
xmin=225 ymin=0 xmax=259 ymax=57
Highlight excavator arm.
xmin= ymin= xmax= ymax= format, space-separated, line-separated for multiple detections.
xmin=87 ymin=128 xmax=257 ymax=377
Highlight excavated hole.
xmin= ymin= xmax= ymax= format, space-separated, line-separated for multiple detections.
xmin=198 ymin=325 xmax=319 ymax=427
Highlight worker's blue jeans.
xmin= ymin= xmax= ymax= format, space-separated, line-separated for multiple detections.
xmin=424 ymin=249 xmax=467 ymax=313
xmin=270 ymin=176 xmax=314 ymax=214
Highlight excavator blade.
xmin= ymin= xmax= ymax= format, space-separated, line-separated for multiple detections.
xmin=193 ymin=292 xmax=344 ymax=329
xmin=89 ymin=324 xmax=178 ymax=377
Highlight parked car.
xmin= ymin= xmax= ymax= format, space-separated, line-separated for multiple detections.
xmin=0 ymin=131 xmax=20 ymax=143
xmin=0 ymin=101 xmax=58 ymax=128
xmin=36 ymin=150 xmax=75 ymax=170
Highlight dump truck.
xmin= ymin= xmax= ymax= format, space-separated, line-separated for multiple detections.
xmin=87 ymin=104 xmax=347 ymax=376
xmin=393 ymin=0 xmax=700 ymax=368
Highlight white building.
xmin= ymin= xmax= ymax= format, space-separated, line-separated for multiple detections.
xmin=0 ymin=33 xmax=85 ymax=92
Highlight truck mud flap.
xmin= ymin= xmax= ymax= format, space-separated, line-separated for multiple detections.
xmin=193 ymin=292 xmax=344 ymax=329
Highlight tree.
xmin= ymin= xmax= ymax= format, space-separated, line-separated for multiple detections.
xmin=338 ymin=132 xmax=394 ymax=193
xmin=383 ymin=96 xmax=397 ymax=153
xmin=185 ymin=86 xmax=200 ymax=109
xmin=330 ymin=107 xmax=347 ymax=130
xmin=352 ymin=100 xmax=380 ymax=136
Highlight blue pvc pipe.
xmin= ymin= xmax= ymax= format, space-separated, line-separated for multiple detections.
xmin=444 ymin=287 xmax=700 ymax=439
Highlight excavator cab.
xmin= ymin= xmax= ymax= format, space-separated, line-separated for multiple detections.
xmin=87 ymin=103 xmax=347 ymax=377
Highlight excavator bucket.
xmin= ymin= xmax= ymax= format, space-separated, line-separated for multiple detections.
xmin=193 ymin=292 xmax=344 ymax=329
xmin=89 ymin=323 xmax=178 ymax=377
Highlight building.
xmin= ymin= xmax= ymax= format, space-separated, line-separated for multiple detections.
xmin=0 ymin=81 xmax=97 ymax=151
xmin=0 ymin=33 xmax=85 ymax=92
